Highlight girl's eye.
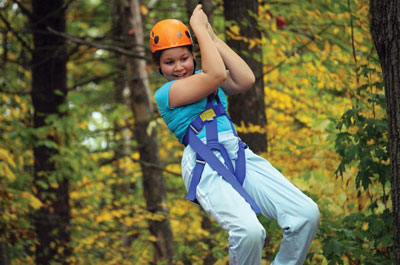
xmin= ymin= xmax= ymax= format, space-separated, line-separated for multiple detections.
xmin=165 ymin=61 xmax=174 ymax=65
xmin=182 ymin=57 xmax=189 ymax=62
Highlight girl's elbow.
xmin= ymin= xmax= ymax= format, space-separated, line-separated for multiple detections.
xmin=241 ymin=74 xmax=255 ymax=91
xmin=214 ymin=70 xmax=228 ymax=84
xmin=220 ymin=68 xmax=228 ymax=80
xmin=248 ymin=72 xmax=256 ymax=87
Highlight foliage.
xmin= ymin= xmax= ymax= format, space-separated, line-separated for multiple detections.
xmin=0 ymin=0 xmax=393 ymax=264
xmin=322 ymin=64 xmax=392 ymax=264
xmin=256 ymin=0 xmax=391 ymax=263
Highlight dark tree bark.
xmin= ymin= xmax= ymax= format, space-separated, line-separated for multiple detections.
xmin=111 ymin=1 xmax=137 ymax=252
xmin=370 ymin=1 xmax=400 ymax=263
xmin=30 ymin=0 xmax=71 ymax=264
xmin=0 ymin=241 xmax=9 ymax=265
xmin=186 ymin=0 xmax=214 ymax=25
xmin=223 ymin=0 xmax=267 ymax=153
xmin=116 ymin=0 xmax=175 ymax=263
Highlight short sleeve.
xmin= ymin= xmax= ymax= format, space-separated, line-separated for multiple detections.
xmin=154 ymin=80 xmax=175 ymax=111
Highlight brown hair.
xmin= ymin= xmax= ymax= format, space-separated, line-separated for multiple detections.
xmin=152 ymin=45 xmax=193 ymax=64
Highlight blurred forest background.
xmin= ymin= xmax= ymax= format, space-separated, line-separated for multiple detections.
xmin=1 ymin=0 xmax=399 ymax=264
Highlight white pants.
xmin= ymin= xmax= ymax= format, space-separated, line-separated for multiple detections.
xmin=181 ymin=131 xmax=320 ymax=265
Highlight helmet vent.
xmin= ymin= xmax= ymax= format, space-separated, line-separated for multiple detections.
xmin=185 ymin=30 xmax=191 ymax=39
xmin=154 ymin=36 xmax=159 ymax=44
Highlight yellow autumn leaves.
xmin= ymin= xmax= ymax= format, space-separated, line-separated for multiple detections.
xmin=0 ymin=148 xmax=17 ymax=182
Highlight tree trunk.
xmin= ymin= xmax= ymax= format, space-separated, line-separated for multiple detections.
xmin=117 ymin=0 xmax=175 ymax=263
xmin=370 ymin=1 xmax=400 ymax=263
xmin=112 ymin=0 xmax=142 ymax=252
xmin=223 ymin=0 xmax=267 ymax=153
xmin=30 ymin=0 xmax=71 ymax=264
xmin=111 ymin=1 xmax=136 ymax=251
xmin=0 ymin=241 xmax=9 ymax=265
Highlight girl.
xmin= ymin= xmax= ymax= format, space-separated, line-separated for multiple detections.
xmin=150 ymin=5 xmax=319 ymax=265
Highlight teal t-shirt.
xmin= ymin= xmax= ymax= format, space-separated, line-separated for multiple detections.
xmin=154 ymin=73 xmax=232 ymax=143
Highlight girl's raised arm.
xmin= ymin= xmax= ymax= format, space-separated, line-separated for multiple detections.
xmin=206 ymin=24 xmax=255 ymax=95
xmin=168 ymin=5 xmax=227 ymax=108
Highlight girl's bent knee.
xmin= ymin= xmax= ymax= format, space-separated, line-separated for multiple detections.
xmin=235 ymin=223 xmax=265 ymax=248
xmin=304 ymin=201 xmax=320 ymax=230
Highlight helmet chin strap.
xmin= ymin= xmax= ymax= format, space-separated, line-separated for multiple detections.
xmin=193 ymin=59 xmax=197 ymax=74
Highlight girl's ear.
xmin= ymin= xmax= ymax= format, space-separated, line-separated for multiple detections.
xmin=156 ymin=64 xmax=164 ymax=75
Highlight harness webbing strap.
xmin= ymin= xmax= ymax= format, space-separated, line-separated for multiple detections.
xmin=235 ymin=141 xmax=247 ymax=186
xmin=186 ymin=153 xmax=205 ymax=204
xmin=183 ymin=93 xmax=261 ymax=214
xmin=188 ymin=104 xmax=226 ymax=135
xmin=185 ymin=128 xmax=261 ymax=213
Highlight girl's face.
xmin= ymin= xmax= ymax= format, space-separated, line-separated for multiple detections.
xmin=158 ymin=46 xmax=195 ymax=82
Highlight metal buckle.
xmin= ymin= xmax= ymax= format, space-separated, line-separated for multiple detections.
xmin=190 ymin=124 xmax=200 ymax=134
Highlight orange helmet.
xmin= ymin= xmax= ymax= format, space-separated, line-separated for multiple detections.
xmin=149 ymin=19 xmax=193 ymax=53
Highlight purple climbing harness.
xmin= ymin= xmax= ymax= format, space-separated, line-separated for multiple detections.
xmin=182 ymin=93 xmax=261 ymax=213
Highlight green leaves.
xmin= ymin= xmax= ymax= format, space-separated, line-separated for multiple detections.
xmin=335 ymin=93 xmax=389 ymax=189
xmin=322 ymin=54 xmax=392 ymax=264
xmin=320 ymin=210 xmax=393 ymax=265
xmin=0 ymin=0 xmax=394 ymax=264
xmin=323 ymin=238 xmax=345 ymax=263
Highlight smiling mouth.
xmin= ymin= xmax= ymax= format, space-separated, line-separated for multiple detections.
xmin=174 ymin=73 xmax=186 ymax=78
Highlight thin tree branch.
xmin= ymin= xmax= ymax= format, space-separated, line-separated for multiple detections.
xmin=47 ymin=27 xmax=150 ymax=60
xmin=86 ymin=125 xmax=132 ymax=136
xmin=29 ymin=0 xmax=75 ymax=27
xmin=265 ymin=105 xmax=310 ymax=129
xmin=99 ymin=154 xmax=181 ymax=177
xmin=264 ymin=24 xmax=332 ymax=75
xmin=69 ymin=71 xmax=118 ymax=90
xmin=0 ymin=86 xmax=30 ymax=95
xmin=12 ymin=0 xmax=33 ymax=20
xmin=129 ymin=157 xmax=181 ymax=177
xmin=348 ymin=0 xmax=358 ymax=66
xmin=0 ymin=12 xmax=32 ymax=52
